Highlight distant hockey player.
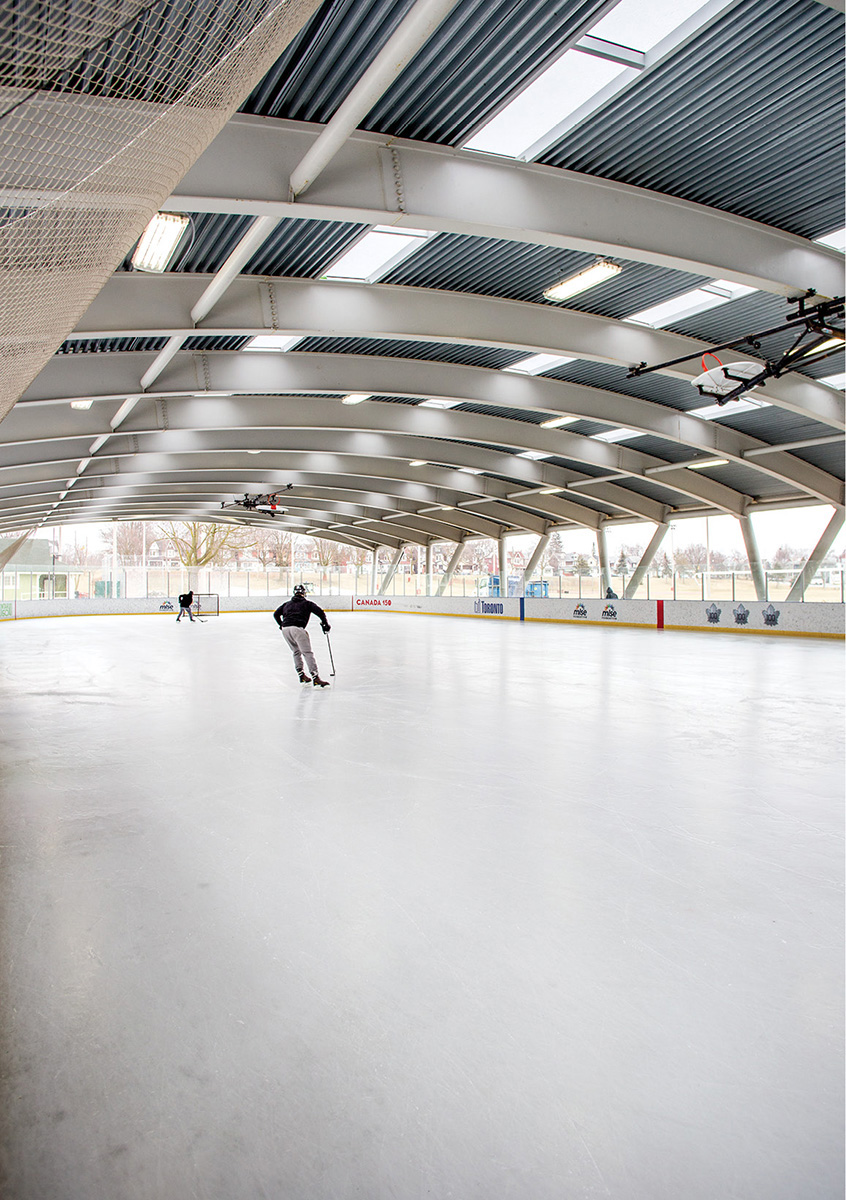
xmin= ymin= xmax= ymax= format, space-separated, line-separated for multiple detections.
xmin=177 ymin=590 xmax=195 ymax=622
xmin=273 ymin=585 xmax=331 ymax=687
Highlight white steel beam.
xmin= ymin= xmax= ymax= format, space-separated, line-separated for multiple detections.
xmin=378 ymin=544 xmax=407 ymax=594
xmin=171 ymin=116 xmax=845 ymax=300
xmin=522 ymin=532 xmax=550 ymax=592
xmin=436 ymin=538 xmax=467 ymax=596
xmin=623 ymin=522 xmax=668 ymax=598
xmin=738 ymin=514 xmax=767 ymax=600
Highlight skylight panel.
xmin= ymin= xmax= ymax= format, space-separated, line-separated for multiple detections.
xmin=503 ymin=353 xmax=575 ymax=376
xmin=321 ymin=226 xmax=431 ymax=283
xmin=243 ymin=334 xmax=301 ymax=352
xmin=591 ymin=427 xmax=640 ymax=443
xmin=588 ymin=0 xmax=708 ymax=53
xmin=690 ymin=397 xmax=769 ymax=419
xmin=464 ymin=50 xmax=621 ymax=158
xmin=518 ymin=450 xmax=552 ymax=460
xmin=814 ymin=227 xmax=846 ymax=253
xmin=819 ymin=372 xmax=846 ymax=390
xmin=420 ymin=398 xmax=460 ymax=409
xmin=624 ymin=280 xmax=756 ymax=328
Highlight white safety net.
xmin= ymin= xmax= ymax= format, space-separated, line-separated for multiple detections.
xmin=0 ymin=0 xmax=321 ymax=424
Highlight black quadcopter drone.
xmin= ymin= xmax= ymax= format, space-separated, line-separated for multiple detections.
xmin=220 ymin=484 xmax=293 ymax=517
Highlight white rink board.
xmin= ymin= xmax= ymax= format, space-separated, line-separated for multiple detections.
xmin=664 ymin=599 xmax=845 ymax=636
xmin=353 ymin=595 xmax=521 ymax=618
xmin=526 ymin=598 xmax=657 ymax=626
xmin=222 ymin=595 xmax=353 ymax=614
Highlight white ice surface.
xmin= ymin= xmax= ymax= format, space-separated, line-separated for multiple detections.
xmin=0 ymin=613 xmax=843 ymax=1199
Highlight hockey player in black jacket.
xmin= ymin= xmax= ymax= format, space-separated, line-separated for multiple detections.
xmin=273 ymin=585 xmax=331 ymax=686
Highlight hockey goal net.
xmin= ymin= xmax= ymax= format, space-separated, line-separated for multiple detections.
xmin=193 ymin=594 xmax=219 ymax=617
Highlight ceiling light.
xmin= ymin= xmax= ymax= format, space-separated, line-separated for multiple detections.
xmin=518 ymin=450 xmax=551 ymax=460
xmin=70 ymin=399 xmax=93 ymax=410
xmin=504 ymin=354 xmax=575 ymax=376
xmin=591 ymin=427 xmax=640 ymax=443
xmin=543 ymin=260 xmax=621 ymax=301
xmin=243 ymin=334 xmax=301 ymax=352
xmin=342 ymin=393 xmax=371 ymax=405
xmin=131 ymin=212 xmax=190 ymax=273
xmin=420 ymin=398 xmax=460 ymax=409
xmin=538 ymin=486 xmax=564 ymax=494
xmin=540 ymin=415 xmax=577 ymax=428
xmin=801 ymin=335 xmax=845 ymax=358
xmin=409 ymin=460 xmax=428 ymax=466
xmin=437 ymin=505 xmax=454 ymax=511
xmin=321 ymin=226 xmax=431 ymax=283
xmin=624 ymin=280 xmax=756 ymax=328
xmin=246 ymin=450 xmax=261 ymax=455
xmin=687 ymin=458 xmax=729 ymax=470
xmin=458 ymin=467 xmax=483 ymax=475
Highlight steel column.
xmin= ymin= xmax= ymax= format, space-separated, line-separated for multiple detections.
xmin=624 ymin=522 xmax=668 ymax=598
xmin=786 ymin=508 xmax=845 ymax=601
xmin=378 ymin=544 xmax=407 ymax=594
xmin=522 ymin=532 xmax=549 ymax=595
xmin=436 ymin=539 xmax=466 ymax=596
xmin=597 ymin=525 xmax=612 ymax=594
xmin=738 ymin=514 xmax=767 ymax=600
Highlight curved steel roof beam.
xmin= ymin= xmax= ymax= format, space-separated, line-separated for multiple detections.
xmin=75 ymin=274 xmax=846 ymax=430
xmin=18 ymin=355 xmax=842 ymax=506
xmin=170 ymin=117 xmax=845 ymax=300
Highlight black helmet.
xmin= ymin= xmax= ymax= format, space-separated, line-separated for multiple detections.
xmin=292 ymin=584 xmax=308 ymax=598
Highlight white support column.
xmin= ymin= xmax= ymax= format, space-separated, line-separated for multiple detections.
xmin=436 ymin=539 xmax=466 ymax=596
xmin=522 ymin=532 xmax=549 ymax=595
xmin=425 ymin=542 xmax=433 ymax=597
xmin=786 ymin=508 xmax=845 ymax=601
xmin=597 ymin=524 xmax=612 ymax=594
xmin=378 ymin=544 xmax=406 ymax=595
xmin=738 ymin=514 xmax=767 ymax=600
xmin=498 ymin=533 xmax=508 ymax=598
xmin=624 ymin=523 xmax=668 ymax=599
xmin=370 ymin=547 xmax=378 ymax=594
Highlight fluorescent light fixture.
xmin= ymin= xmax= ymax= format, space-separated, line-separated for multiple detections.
xmin=246 ymin=450 xmax=261 ymax=455
xmin=420 ymin=398 xmax=460 ymax=409
xmin=70 ymin=399 xmax=93 ymax=410
xmin=819 ymin=372 xmax=846 ymax=390
xmin=321 ymin=225 xmax=431 ymax=283
xmin=243 ymin=334 xmax=301 ymax=352
xmin=131 ymin=212 xmax=189 ymax=273
xmin=687 ymin=458 xmax=729 ymax=470
xmin=540 ymin=415 xmax=577 ymax=429
xmin=409 ymin=460 xmax=428 ymax=466
xmin=591 ymin=427 xmax=640 ymax=443
xmin=192 ymin=391 xmax=234 ymax=397
xmin=437 ymin=505 xmax=455 ymax=511
xmin=690 ymin=397 xmax=769 ymax=419
xmin=518 ymin=450 xmax=551 ymax=460
xmin=625 ymin=280 xmax=757 ymax=328
xmin=342 ymin=393 xmax=371 ymax=405
xmin=543 ymin=260 xmax=621 ymax=301
xmin=814 ymin=227 xmax=846 ymax=252
xmin=503 ymin=353 xmax=575 ymax=376
xmin=802 ymin=335 xmax=845 ymax=358
xmin=458 ymin=466 xmax=483 ymax=474
xmin=538 ymin=486 xmax=564 ymax=494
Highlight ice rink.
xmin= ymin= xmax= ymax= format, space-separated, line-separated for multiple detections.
xmin=0 ymin=611 xmax=843 ymax=1200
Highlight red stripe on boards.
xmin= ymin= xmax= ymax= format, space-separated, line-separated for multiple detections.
xmin=656 ymin=599 xmax=664 ymax=629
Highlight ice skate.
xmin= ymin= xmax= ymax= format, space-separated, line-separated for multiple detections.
xmin=312 ymin=675 xmax=330 ymax=688
xmin=297 ymin=671 xmax=311 ymax=683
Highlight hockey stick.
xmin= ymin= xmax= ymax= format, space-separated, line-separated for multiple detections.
xmin=324 ymin=630 xmax=335 ymax=676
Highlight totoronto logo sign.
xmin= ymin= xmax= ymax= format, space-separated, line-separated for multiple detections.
xmin=473 ymin=601 xmax=504 ymax=614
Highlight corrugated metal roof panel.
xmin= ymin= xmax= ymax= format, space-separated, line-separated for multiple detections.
xmin=295 ymin=335 xmax=525 ymax=369
xmin=243 ymin=219 xmax=368 ymax=276
xmin=184 ymin=335 xmax=251 ymax=352
xmin=56 ymin=336 xmax=169 ymax=354
xmin=541 ymin=0 xmax=844 ymax=237
xmin=792 ymin=444 xmax=845 ymax=479
xmin=383 ymin=232 xmax=709 ymax=314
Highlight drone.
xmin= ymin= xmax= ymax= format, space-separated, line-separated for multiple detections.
xmin=221 ymin=484 xmax=293 ymax=517
xmin=628 ymin=293 xmax=845 ymax=405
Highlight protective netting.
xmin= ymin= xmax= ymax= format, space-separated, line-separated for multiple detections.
xmin=0 ymin=0 xmax=322 ymax=424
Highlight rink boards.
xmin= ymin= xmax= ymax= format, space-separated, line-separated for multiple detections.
xmin=1 ymin=594 xmax=843 ymax=637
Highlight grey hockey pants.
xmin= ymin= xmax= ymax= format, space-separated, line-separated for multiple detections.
xmin=282 ymin=626 xmax=318 ymax=676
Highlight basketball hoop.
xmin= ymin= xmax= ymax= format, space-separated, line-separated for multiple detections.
xmin=691 ymin=354 xmax=761 ymax=399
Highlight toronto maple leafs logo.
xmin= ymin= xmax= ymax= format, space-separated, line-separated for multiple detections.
xmin=762 ymin=604 xmax=780 ymax=626
xmin=573 ymin=604 xmax=588 ymax=618
xmin=705 ymin=603 xmax=721 ymax=624
xmin=733 ymin=603 xmax=749 ymax=625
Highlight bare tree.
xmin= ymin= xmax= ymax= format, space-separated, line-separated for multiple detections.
xmin=158 ymin=522 xmax=248 ymax=568
xmin=100 ymin=521 xmax=155 ymax=564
